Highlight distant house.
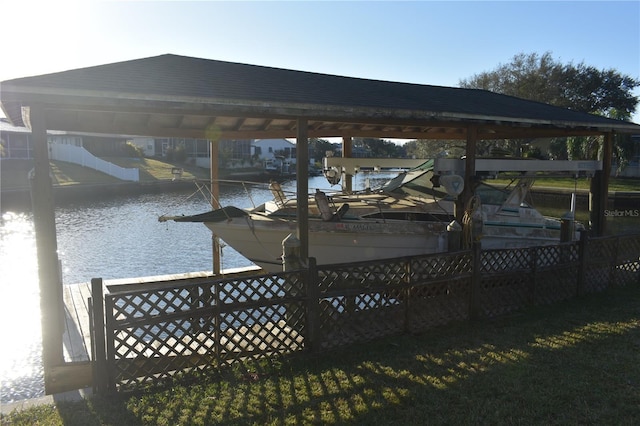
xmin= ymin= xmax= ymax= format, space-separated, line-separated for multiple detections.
xmin=151 ymin=137 xmax=210 ymax=161
xmin=0 ymin=118 xmax=128 ymax=159
xmin=129 ymin=137 xmax=156 ymax=157
xmin=128 ymin=137 xmax=252 ymax=169
xmin=0 ymin=118 xmax=33 ymax=158
xmin=251 ymin=138 xmax=297 ymax=173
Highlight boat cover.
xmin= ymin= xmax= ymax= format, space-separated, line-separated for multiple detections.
xmin=173 ymin=206 xmax=249 ymax=223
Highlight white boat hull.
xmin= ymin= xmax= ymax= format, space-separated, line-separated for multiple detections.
xmin=206 ymin=215 xmax=449 ymax=272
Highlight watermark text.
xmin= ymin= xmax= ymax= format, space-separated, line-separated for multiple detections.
xmin=604 ymin=209 xmax=639 ymax=218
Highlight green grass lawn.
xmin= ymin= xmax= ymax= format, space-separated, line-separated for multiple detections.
xmin=104 ymin=157 xmax=210 ymax=182
xmin=3 ymin=284 xmax=640 ymax=425
xmin=2 ymin=158 xmax=638 ymax=192
xmin=489 ymin=175 xmax=640 ymax=192
xmin=1 ymin=158 xmax=211 ymax=190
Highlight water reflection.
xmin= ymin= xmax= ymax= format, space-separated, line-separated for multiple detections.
xmin=0 ymin=212 xmax=43 ymax=402
xmin=0 ymin=176 xmax=350 ymax=403
xmin=0 ymin=174 xmax=637 ymax=403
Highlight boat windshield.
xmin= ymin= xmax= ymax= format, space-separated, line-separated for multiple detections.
xmin=381 ymin=160 xmax=448 ymax=198
xmin=380 ymin=159 xmax=533 ymax=208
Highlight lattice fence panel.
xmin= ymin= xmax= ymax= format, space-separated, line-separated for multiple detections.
xmin=535 ymin=243 xmax=579 ymax=268
xmin=410 ymin=251 xmax=473 ymax=281
xmin=218 ymin=304 xmax=306 ymax=364
xmin=215 ymin=272 xmax=306 ymax=364
xmin=106 ymin=281 xmax=221 ymax=391
xmin=105 ymin=271 xmax=307 ymax=391
xmin=531 ymin=244 xmax=580 ymax=305
xmin=479 ymin=274 xmax=530 ymax=317
xmin=612 ymin=234 xmax=640 ymax=286
xmin=407 ymin=276 xmax=471 ymax=332
xmin=316 ymin=259 xmax=407 ymax=349
xmin=481 ymin=248 xmax=532 ymax=274
xmin=100 ymin=234 xmax=640 ymax=394
xmin=534 ymin=266 xmax=578 ymax=305
xmin=316 ymin=258 xmax=408 ymax=293
xmin=614 ymin=262 xmax=640 ymax=286
xmin=318 ymin=291 xmax=404 ymax=350
xmin=110 ymin=313 xmax=219 ymax=391
xmin=583 ymin=237 xmax=617 ymax=293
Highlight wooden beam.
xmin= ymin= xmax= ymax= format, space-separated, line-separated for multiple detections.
xmin=47 ymin=363 xmax=93 ymax=395
xmin=296 ymin=118 xmax=309 ymax=263
xmin=210 ymin=139 xmax=221 ymax=274
xmin=456 ymin=126 xmax=477 ymax=224
xmin=26 ymin=104 xmax=65 ymax=393
xmin=599 ymin=133 xmax=613 ymax=236
xmin=342 ymin=136 xmax=353 ymax=193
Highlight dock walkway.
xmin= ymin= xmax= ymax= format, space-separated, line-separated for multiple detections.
xmin=63 ymin=283 xmax=93 ymax=363
xmin=61 ymin=267 xmax=264 ymax=364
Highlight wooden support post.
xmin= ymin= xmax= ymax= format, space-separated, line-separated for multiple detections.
xmin=91 ymin=278 xmax=108 ymax=393
xmin=589 ymin=133 xmax=613 ymax=237
xmin=529 ymin=247 xmax=537 ymax=305
xmin=599 ymin=133 xmax=613 ymax=236
xmin=456 ymin=126 xmax=477 ymax=223
xmin=210 ymin=139 xmax=221 ymax=274
xmin=403 ymin=258 xmax=412 ymax=333
xmin=27 ymin=104 xmax=65 ymax=389
xmin=342 ymin=136 xmax=353 ymax=193
xmin=306 ymin=257 xmax=320 ymax=353
xmin=296 ymin=118 xmax=309 ymax=263
xmin=576 ymin=230 xmax=588 ymax=297
xmin=589 ymin=171 xmax=601 ymax=234
xmin=469 ymin=241 xmax=482 ymax=320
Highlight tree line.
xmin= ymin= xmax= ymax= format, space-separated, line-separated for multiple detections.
xmin=313 ymin=52 xmax=639 ymax=173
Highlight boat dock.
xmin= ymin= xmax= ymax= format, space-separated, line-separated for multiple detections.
xmin=63 ymin=283 xmax=93 ymax=362
xmin=61 ymin=267 xmax=264 ymax=364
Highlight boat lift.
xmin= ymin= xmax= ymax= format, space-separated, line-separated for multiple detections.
xmin=323 ymin=157 xmax=427 ymax=175
xmin=323 ymin=157 xmax=602 ymax=179
xmin=433 ymin=158 xmax=602 ymax=178
xmin=432 ymin=158 xmax=603 ymax=243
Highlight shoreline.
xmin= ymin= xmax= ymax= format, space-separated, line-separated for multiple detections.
xmin=3 ymin=180 xmax=639 ymax=212
xmin=1 ymin=180 xmax=199 ymax=211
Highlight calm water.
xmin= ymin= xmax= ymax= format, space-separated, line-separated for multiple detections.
xmin=1 ymin=174 xmax=637 ymax=403
xmin=0 ymin=174 xmax=388 ymax=403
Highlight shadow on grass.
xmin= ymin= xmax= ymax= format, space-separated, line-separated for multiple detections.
xmin=75 ymin=284 xmax=637 ymax=425
xmin=55 ymin=394 xmax=142 ymax=426
xmin=49 ymin=161 xmax=122 ymax=186
xmin=5 ymin=284 xmax=636 ymax=425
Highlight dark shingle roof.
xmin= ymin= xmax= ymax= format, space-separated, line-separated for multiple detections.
xmin=1 ymin=54 xmax=638 ymax=138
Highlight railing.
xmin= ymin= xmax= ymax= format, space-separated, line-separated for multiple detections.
xmin=91 ymin=233 xmax=640 ymax=393
xmin=50 ymin=143 xmax=139 ymax=181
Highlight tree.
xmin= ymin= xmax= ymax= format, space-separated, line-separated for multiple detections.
xmin=460 ymin=52 xmax=565 ymax=105
xmin=308 ymin=138 xmax=338 ymax=163
xmin=459 ymin=52 xmax=639 ymax=117
xmin=459 ymin=52 xmax=639 ymax=164
xmin=404 ymin=139 xmax=465 ymax=159
xmin=354 ymin=137 xmax=405 ymax=158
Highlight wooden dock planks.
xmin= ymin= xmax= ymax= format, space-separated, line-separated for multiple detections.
xmin=62 ymin=283 xmax=93 ymax=362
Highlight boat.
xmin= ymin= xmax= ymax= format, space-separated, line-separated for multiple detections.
xmin=160 ymin=159 xmax=586 ymax=272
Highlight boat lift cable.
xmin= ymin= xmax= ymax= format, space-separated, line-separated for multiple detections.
xmin=158 ymin=180 xmax=214 ymax=222
xmin=431 ymin=191 xmax=452 ymax=217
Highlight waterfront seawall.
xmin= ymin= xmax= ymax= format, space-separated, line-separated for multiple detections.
xmin=1 ymin=180 xmax=197 ymax=211
xmin=2 ymin=181 xmax=638 ymax=211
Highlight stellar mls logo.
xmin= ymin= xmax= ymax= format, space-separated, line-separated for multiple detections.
xmin=604 ymin=209 xmax=640 ymax=217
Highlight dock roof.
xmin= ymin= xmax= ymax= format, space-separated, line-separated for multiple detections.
xmin=1 ymin=53 xmax=639 ymax=140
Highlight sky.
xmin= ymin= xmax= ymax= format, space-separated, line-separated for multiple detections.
xmin=1 ymin=0 xmax=639 ymax=124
